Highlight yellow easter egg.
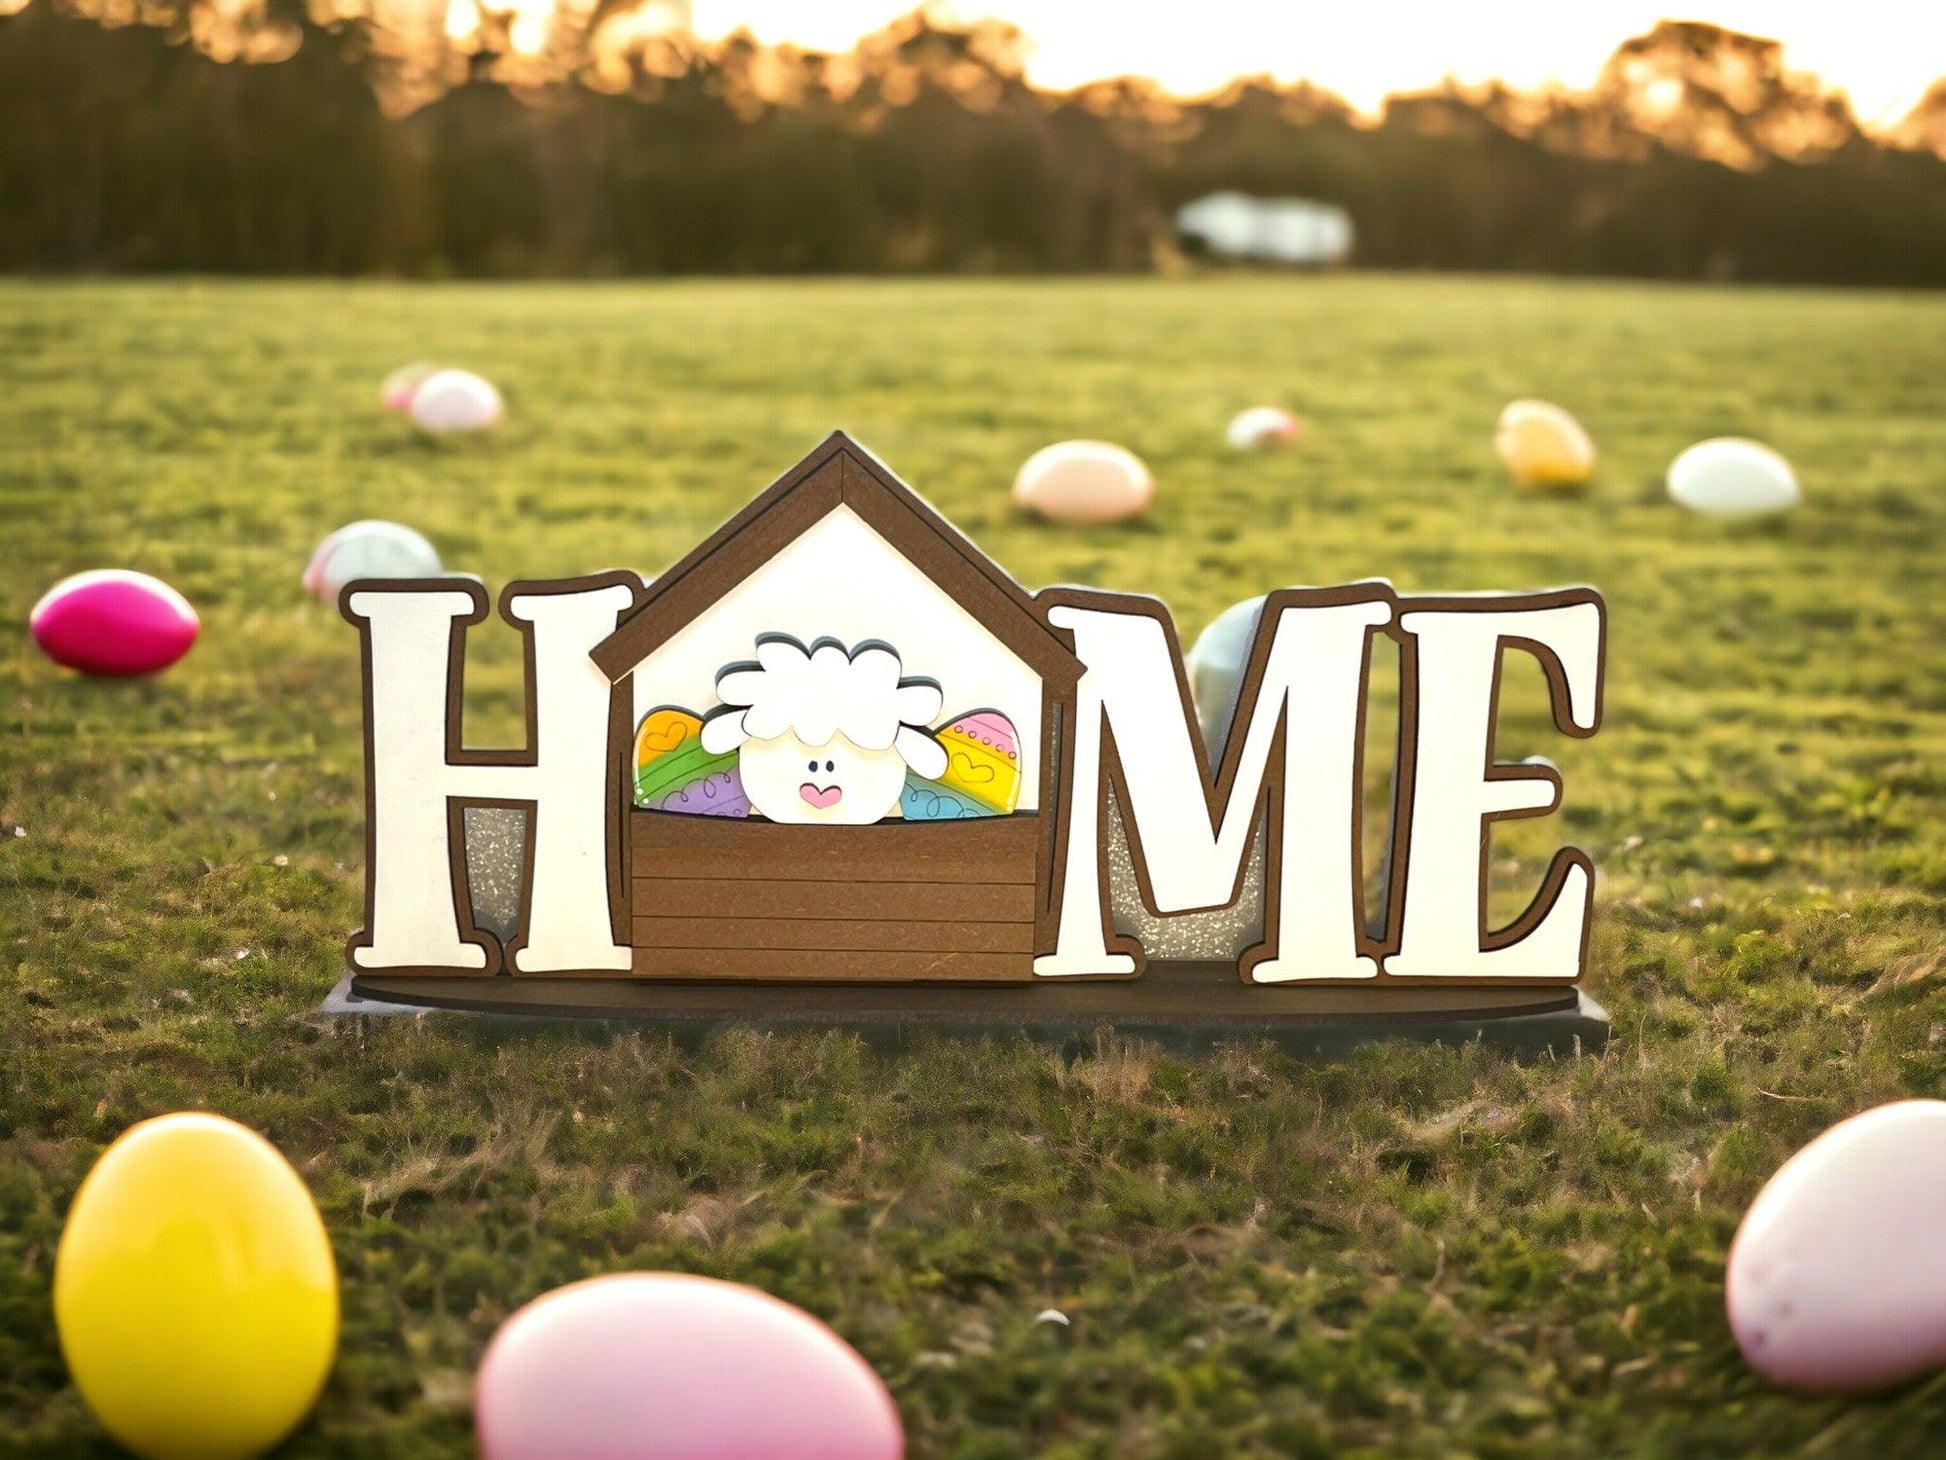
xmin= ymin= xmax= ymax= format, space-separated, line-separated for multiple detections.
xmin=1494 ymin=399 xmax=1595 ymax=490
xmin=54 ymin=1113 xmax=339 ymax=1460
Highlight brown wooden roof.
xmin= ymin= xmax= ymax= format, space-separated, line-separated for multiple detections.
xmin=590 ymin=432 xmax=1082 ymax=685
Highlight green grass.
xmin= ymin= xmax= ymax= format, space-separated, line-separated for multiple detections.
xmin=3 ymin=275 xmax=1944 ymax=1456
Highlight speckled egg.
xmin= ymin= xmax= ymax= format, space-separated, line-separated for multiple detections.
xmin=1727 ymin=1099 xmax=1946 ymax=1392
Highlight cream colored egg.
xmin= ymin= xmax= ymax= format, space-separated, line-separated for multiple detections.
xmin=1667 ymin=438 xmax=1799 ymax=517
xmin=1494 ymin=399 xmax=1595 ymax=490
xmin=1013 ymin=440 xmax=1154 ymax=525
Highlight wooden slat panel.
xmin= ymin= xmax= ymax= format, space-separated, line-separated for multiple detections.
xmin=630 ymin=947 xmax=1029 ymax=982
xmin=630 ymin=810 xmax=1041 ymax=885
xmin=633 ymin=915 xmax=1035 ymax=954
xmin=632 ymin=877 xmax=1036 ymax=924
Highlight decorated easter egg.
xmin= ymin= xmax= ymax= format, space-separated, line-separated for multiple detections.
xmin=634 ymin=708 xmax=748 ymax=817
xmin=475 ymin=1273 xmax=904 ymax=1460
xmin=30 ymin=570 xmax=199 ymax=677
xmin=1186 ymin=595 xmax=1267 ymax=753
xmin=1494 ymin=400 xmax=1595 ymax=490
xmin=409 ymin=369 xmax=503 ymax=434
xmin=1226 ymin=406 xmax=1302 ymax=451
xmin=1013 ymin=440 xmax=1154 ymax=525
xmin=54 ymin=1113 xmax=338 ymax=1460
xmin=380 ymin=361 xmax=439 ymax=411
xmin=303 ymin=521 xmax=444 ymax=601
xmin=934 ymin=710 xmax=1021 ymax=814
xmin=1726 ymin=1099 xmax=1946 ymax=1392
xmin=1667 ymin=438 xmax=1800 ymax=517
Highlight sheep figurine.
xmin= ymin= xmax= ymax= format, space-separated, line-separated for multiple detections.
xmin=698 ymin=635 xmax=949 ymax=824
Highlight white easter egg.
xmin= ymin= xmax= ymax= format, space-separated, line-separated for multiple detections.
xmin=302 ymin=521 xmax=444 ymax=601
xmin=1727 ymin=1099 xmax=1946 ymax=1392
xmin=1494 ymin=400 xmax=1595 ymax=490
xmin=1226 ymin=406 xmax=1301 ymax=451
xmin=409 ymin=370 xmax=503 ymax=434
xmin=1013 ymin=441 xmax=1154 ymax=525
xmin=1186 ymin=595 xmax=1268 ymax=753
xmin=1667 ymin=438 xmax=1800 ymax=517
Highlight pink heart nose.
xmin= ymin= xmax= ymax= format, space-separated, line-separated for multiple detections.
xmin=799 ymin=783 xmax=843 ymax=809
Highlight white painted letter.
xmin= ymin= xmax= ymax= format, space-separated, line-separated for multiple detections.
xmin=1384 ymin=595 xmax=1604 ymax=980
xmin=346 ymin=577 xmax=638 ymax=974
xmin=1038 ymin=590 xmax=1391 ymax=981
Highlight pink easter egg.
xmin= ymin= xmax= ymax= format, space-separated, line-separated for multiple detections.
xmin=381 ymin=361 xmax=440 ymax=411
xmin=476 ymin=1273 xmax=904 ymax=1460
xmin=1727 ymin=1099 xmax=1946 ymax=1392
xmin=30 ymin=570 xmax=199 ymax=677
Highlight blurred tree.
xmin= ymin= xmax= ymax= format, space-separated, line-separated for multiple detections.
xmin=2 ymin=6 xmax=1944 ymax=282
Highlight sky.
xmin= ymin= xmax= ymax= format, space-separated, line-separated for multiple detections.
xmin=687 ymin=1 xmax=1946 ymax=126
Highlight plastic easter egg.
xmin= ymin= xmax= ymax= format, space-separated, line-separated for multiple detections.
xmin=1186 ymin=595 xmax=1267 ymax=753
xmin=1494 ymin=399 xmax=1595 ymax=490
xmin=1013 ymin=440 xmax=1154 ymax=525
xmin=30 ymin=570 xmax=199 ymax=677
xmin=1226 ymin=406 xmax=1301 ymax=451
xmin=1727 ymin=1099 xmax=1946 ymax=1392
xmin=409 ymin=369 xmax=503 ymax=433
xmin=380 ymin=361 xmax=439 ymax=411
xmin=1668 ymin=438 xmax=1800 ymax=517
xmin=476 ymin=1273 xmax=903 ymax=1460
xmin=303 ymin=521 xmax=444 ymax=601
xmin=54 ymin=1113 xmax=339 ymax=1460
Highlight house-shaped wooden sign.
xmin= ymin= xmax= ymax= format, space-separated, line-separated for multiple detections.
xmin=339 ymin=434 xmax=1609 ymax=1049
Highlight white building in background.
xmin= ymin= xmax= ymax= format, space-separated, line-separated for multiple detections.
xmin=1175 ymin=192 xmax=1355 ymax=267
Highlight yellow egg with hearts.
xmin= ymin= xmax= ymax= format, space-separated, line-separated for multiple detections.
xmin=54 ymin=1113 xmax=339 ymax=1460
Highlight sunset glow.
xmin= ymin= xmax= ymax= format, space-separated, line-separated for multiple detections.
xmin=688 ymin=1 xmax=1946 ymax=127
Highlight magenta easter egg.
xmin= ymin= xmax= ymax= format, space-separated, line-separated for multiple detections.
xmin=30 ymin=570 xmax=199 ymax=677
xmin=1727 ymin=1099 xmax=1946 ymax=1392
xmin=476 ymin=1274 xmax=903 ymax=1460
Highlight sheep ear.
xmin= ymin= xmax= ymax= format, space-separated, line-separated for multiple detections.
xmin=699 ymin=709 xmax=748 ymax=755
xmin=896 ymin=726 xmax=948 ymax=781
xmin=894 ymin=679 xmax=943 ymax=726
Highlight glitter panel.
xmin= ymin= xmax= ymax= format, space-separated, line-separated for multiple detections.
xmin=1105 ymin=787 xmax=1265 ymax=960
xmin=462 ymin=806 xmax=526 ymax=943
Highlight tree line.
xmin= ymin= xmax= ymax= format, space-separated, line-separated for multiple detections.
xmin=4 ymin=3 xmax=1945 ymax=283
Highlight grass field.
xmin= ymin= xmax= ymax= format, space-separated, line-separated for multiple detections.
xmin=3 ymin=275 xmax=1944 ymax=1457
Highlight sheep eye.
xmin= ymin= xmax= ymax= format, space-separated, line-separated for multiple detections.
xmin=824 ymin=759 xmax=834 ymax=772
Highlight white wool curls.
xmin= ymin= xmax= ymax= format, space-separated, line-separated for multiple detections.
xmin=700 ymin=637 xmax=948 ymax=780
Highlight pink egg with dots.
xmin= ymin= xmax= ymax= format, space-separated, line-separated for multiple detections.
xmin=30 ymin=570 xmax=199 ymax=677
xmin=476 ymin=1273 xmax=904 ymax=1460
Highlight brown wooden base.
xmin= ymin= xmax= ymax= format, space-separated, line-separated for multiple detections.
xmin=329 ymin=963 xmax=1610 ymax=1056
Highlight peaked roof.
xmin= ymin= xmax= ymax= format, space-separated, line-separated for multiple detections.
xmin=590 ymin=432 xmax=1083 ymax=685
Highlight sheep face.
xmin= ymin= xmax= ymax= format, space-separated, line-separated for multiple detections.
xmin=738 ymin=729 xmax=910 ymax=824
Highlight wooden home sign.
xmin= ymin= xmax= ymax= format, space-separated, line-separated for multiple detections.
xmin=338 ymin=433 xmax=1610 ymax=1048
